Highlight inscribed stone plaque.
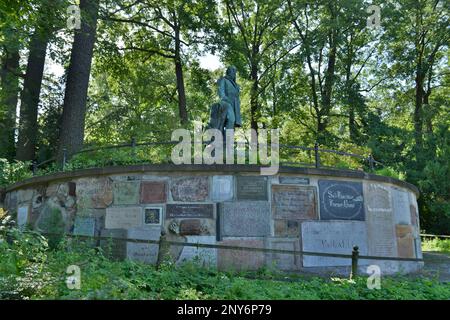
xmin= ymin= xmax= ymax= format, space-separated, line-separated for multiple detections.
xmin=301 ymin=221 xmax=368 ymax=267
xmin=166 ymin=204 xmax=214 ymax=219
xmin=274 ymin=220 xmax=300 ymax=237
xmin=236 ymin=176 xmax=268 ymax=200
xmin=73 ymin=216 xmax=96 ymax=236
xmin=100 ymin=229 xmax=127 ymax=260
xmin=143 ymin=207 xmax=162 ymax=225
xmin=218 ymin=238 xmax=265 ymax=271
xmin=367 ymin=210 xmax=397 ymax=257
xmin=272 ymin=185 xmax=317 ymax=220
xmin=177 ymin=236 xmax=217 ymax=266
xmin=140 ymin=181 xmax=167 ymax=203
xmin=170 ymin=177 xmax=209 ymax=202
xmin=396 ymin=225 xmax=415 ymax=258
xmin=392 ymin=188 xmax=411 ymax=225
xmin=105 ymin=207 xmax=142 ymax=229
xmin=17 ymin=206 xmax=29 ymax=230
xmin=113 ymin=181 xmax=140 ymax=205
xmin=220 ymin=201 xmax=270 ymax=237
xmin=266 ymin=238 xmax=301 ymax=270
xmin=76 ymin=177 xmax=113 ymax=209
xmin=126 ymin=227 xmax=160 ymax=264
xmin=179 ymin=219 xmax=202 ymax=235
xmin=318 ymin=180 xmax=364 ymax=221
xmin=279 ymin=176 xmax=310 ymax=185
xmin=17 ymin=189 xmax=34 ymax=204
xmin=211 ymin=176 xmax=234 ymax=201
xmin=365 ymin=183 xmax=397 ymax=257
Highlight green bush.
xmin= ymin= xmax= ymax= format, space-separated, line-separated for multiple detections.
xmin=0 ymin=221 xmax=449 ymax=300
xmin=0 ymin=158 xmax=33 ymax=187
xmin=422 ymin=238 xmax=450 ymax=253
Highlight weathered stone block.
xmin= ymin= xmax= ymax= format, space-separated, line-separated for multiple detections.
xmin=113 ymin=181 xmax=140 ymax=205
xmin=76 ymin=177 xmax=113 ymax=209
xmin=220 ymin=201 xmax=270 ymax=237
xmin=265 ymin=238 xmax=301 ymax=270
xmin=126 ymin=227 xmax=160 ymax=264
xmin=302 ymin=221 xmax=368 ymax=267
xmin=170 ymin=177 xmax=209 ymax=202
xmin=73 ymin=217 xmax=96 ymax=236
xmin=177 ymin=236 xmax=217 ymax=266
xmin=100 ymin=229 xmax=127 ymax=261
xmin=272 ymin=185 xmax=317 ymax=220
xmin=218 ymin=238 xmax=265 ymax=271
xmin=392 ymin=188 xmax=411 ymax=225
xmin=274 ymin=220 xmax=300 ymax=237
xmin=140 ymin=181 xmax=166 ymax=203
xmin=364 ymin=183 xmax=397 ymax=257
xmin=105 ymin=207 xmax=142 ymax=229
xmin=17 ymin=189 xmax=34 ymax=204
xmin=396 ymin=225 xmax=415 ymax=258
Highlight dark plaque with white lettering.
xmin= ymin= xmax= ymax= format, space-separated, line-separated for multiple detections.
xmin=318 ymin=180 xmax=365 ymax=221
xmin=236 ymin=176 xmax=268 ymax=200
xmin=166 ymin=204 xmax=214 ymax=219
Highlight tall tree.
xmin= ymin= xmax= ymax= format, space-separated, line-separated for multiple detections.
xmin=383 ymin=0 xmax=449 ymax=156
xmin=0 ymin=39 xmax=20 ymax=160
xmin=287 ymin=0 xmax=340 ymax=143
xmin=15 ymin=0 xmax=65 ymax=161
xmin=0 ymin=1 xmax=32 ymax=159
xmin=15 ymin=29 xmax=51 ymax=161
xmin=223 ymin=0 xmax=295 ymax=131
xmin=105 ymin=0 xmax=218 ymax=125
xmin=58 ymin=0 xmax=100 ymax=160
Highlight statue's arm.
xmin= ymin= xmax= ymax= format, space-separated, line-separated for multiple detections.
xmin=217 ymin=78 xmax=230 ymax=103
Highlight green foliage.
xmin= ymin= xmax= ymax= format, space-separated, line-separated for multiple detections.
xmin=0 ymin=210 xmax=51 ymax=299
xmin=0 ymin=233 xmax=449 ymax=300
xmin=422 ymin=238 xmax=450 ymax=253
xmin=1 ymin=0 xmax=449 ymax=237
xmin=35 ymin=208 xmax=65 ymax=250
xmin=0 ymin=158 xmax=32 ymax=187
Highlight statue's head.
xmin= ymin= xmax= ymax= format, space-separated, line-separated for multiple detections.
xmin=226 ymin=66 xmax=237 ymax=81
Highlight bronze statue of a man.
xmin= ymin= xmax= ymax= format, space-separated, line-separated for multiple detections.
xmin=207 ymin=66 xmax=242 ymax=131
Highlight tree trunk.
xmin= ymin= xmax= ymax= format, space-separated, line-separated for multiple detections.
xmin=174 ymin=29 xmax=188 ymax=125
xmin=250 ymin=63 xmax=259 ymax=131
xmin=58 ymin=0 xmax=99 ymax=161
xmin=0 ymin=48 xmax=20 ymax=160
xmin=414 ymin=71 xmax=424 ymax=151
xmin=15 ymin=32 xmax=50 ymax=161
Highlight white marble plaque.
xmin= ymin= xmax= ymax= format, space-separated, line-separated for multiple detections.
xmin=365 ymin=183 xmax=397 ymax=257
xmin=392 ymin=188 xmax=411 ymax=225
xmin=301 ymin=221 xmax=368 ymax=267
xmin=211 ymin=176 xmax=234 ymax=201
xmin=105 ymin=207 xmax=143 ymax=229
xmin=17 ymin=206 xmax=29 ymax=230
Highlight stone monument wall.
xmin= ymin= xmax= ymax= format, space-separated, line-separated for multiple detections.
xmin=1 ymin=165 xmax=423 ymax=274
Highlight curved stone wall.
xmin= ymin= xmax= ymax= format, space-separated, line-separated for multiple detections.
xmin=1 ymin=164 xmax=423 ymax=274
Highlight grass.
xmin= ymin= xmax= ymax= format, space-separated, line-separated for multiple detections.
xmin=422 ymin=237 xmax=450 ymax=253
xmin=1 ymin=216 xmax=448 ymax=300
xmin=1 ymin=239 xmax=449 ymax=300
